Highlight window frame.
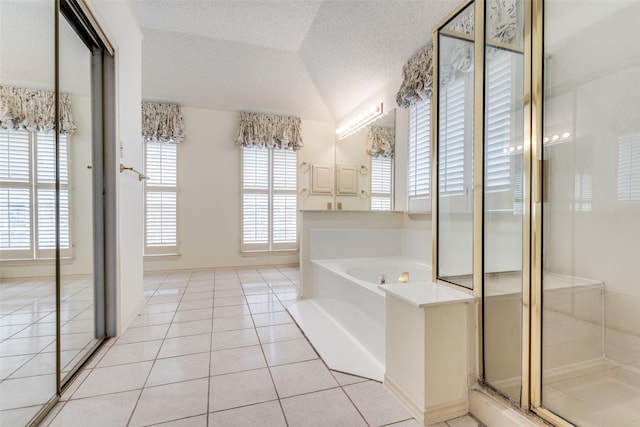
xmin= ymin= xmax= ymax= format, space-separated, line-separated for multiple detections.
xmin=0 ymin=128 xmax=72 ymax=261
xmin=370 ymin=155 xmax=394 ymax=211
xmin=143 ymin=140 xmax=179 ymax=256
xmin=241 ymin=146 xmax=298 ymax=253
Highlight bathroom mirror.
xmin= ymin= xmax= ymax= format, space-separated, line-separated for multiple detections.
xmin=335 ymin=110 xmax=395 ymax=210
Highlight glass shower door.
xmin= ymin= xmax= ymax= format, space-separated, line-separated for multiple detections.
xmin=540 ymin=1 xmax=640 ymax=425
xmin=482 ymin=0 xmax=526 ymax=404
xmin=436 ymin=1 xmax=475 ymax=289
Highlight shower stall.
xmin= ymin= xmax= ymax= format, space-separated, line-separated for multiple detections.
xmin=433 ymin=1 xmax=640 ymax=426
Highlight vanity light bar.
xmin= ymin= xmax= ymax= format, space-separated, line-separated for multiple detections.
xmin=336 ymin=103 xmax=384 ymax=140
xmin=503 ymin=131 xmax=573 ymax=155
xmin=542 ymin=131 xmax=572 ymax=146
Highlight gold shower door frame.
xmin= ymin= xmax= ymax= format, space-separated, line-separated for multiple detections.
xmin=432 ymin=1 xmax=575 ymax=425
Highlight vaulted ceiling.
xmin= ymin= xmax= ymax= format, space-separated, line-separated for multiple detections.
xmin=129 ymin=0 xmax=461 ymax=122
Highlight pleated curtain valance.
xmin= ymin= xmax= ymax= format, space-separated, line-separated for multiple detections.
xmin=396 ymin=0 xmax=518 ymax=108
xmin=396 ymin=43 xmax=434 ymax=109
xmin=0 ymin=85 xmax=76 ymax=135
xmin=367 ymin=126 xmax=395 ymax=158
xmin=142 ymin=102 xmax=186 ymax=143
xmin=236 ymin=112 xmax=303 ymax=151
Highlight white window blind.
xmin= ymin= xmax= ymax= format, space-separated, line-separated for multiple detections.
xmin=242 ymin=147 xmax=269 ymax=248
xmin=36 ymin=132 xmax=70 ymax=254
xmin=144 ymin=141 xmax=178 ymax=254
xmin=485 ymin=53 xmax=512 ymax=192
xmin=439 ymin=78 xmax=467 ymax=197
xmin=1 ymin=129 xmax=31 ymax=253
xmin=617 ymin=134 xmax=640 ymax=202
xmin=574 ymin=172 xmax=592 ymax=212
xmin=241 ymin=147 xmax=297 ymax=252
xmin=0 ymin=128 xmax=71 ymax=259
xmin=408 ymin=99 xmax=431 ymax=212
xmin=371 ymin=156 xmax=393 ymax=211
xmin=272 ymin=149 xmax=297 ymax=245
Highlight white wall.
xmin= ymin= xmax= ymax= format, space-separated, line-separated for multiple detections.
xmin=143 ymin=106 xmax=335 ymax=272
xmin=87 ymin=0 xmax=145 ymax=333
xmin=297 ymin=118 xmax=336 ymax=211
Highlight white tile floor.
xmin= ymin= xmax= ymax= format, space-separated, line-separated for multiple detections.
xmin=29 ymin=266 xmax=484 ymax=427
xmin=0 ymin=275 xmax=99 ymax=425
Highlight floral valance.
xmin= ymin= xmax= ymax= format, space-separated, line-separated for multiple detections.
xmin=367 ymin=126 xmax=395 ymax=158
xmin=236 ymin=112 xmax=303 ymax=151
xmin=488 ymin=0 xmax=518 ymax=45
xmin=396 ymin=43 xmax=433 ymax=109
xmin=396 ymin=0 xmax=518 ymax=107
xmin=0 ymin=85 xmax=76 ymax=135
xmin=142 ymin=102 xmax=185 ymax=143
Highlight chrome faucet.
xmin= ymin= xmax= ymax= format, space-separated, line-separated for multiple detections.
xmin=379 ymin=274 xmax=386 ymax=285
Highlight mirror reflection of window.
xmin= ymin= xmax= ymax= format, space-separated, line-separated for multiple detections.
xmin=617 ymin=134 xmax=640 ymax=202
xmin=371 ymin=156 xmax=393 ymax=210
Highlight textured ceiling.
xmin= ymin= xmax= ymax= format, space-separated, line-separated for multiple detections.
xmin=129 ymin=0 xmax=461 ymax=122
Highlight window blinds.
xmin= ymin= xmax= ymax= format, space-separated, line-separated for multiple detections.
xmin=144 ymin=141 xmax=178 ymax=253
xmin=0 ymin=129 xmax=71 ymax=258
xmin=371 ymin=156 xmax=393 ymax=211
xmin=408 ymin=99 xmax=431 ymax=201
xmin=241 ymin=147 xmax=297 ymax=251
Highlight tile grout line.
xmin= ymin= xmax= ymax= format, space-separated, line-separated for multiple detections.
xmin=256 ymin=267 xmax=291 ymax=427
xmin=124 ymin=271 xmax=191 ymax=427
xmin=205 ymin=269 xmax=217 ymax=427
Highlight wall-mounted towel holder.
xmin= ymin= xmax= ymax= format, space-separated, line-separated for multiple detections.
xmin=119 ymin=163 xmax=148 ymax=181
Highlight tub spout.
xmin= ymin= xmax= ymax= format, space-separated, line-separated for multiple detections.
xmin=379 ymin=274 xmax=386 ymax=285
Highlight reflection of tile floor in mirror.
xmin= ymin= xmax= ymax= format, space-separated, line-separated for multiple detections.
xmin=0 ymin=275 xmax=98 ymax=424
xmin=22 ymin=266 xmax=484 ymax=427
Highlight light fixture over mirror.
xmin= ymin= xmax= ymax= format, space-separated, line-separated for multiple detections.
xmin=335 ymin=109 xmax=395 ymax=211
xmin=336 ymin=103 xmax=384 ymax=140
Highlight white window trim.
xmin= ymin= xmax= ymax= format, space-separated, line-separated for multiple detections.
xmin=370 ymin=155 xmax=394 ymax=211
xmin=0 ymin=129 xmax=73 ymax=261
xmin=144 ymin=140 xmax=179 ymax=256
xmin=241 ymin=147 xmax=298 ymax=253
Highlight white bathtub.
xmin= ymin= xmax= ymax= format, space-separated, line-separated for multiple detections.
xmin=292 ymin=256 xmax=431 ymax=380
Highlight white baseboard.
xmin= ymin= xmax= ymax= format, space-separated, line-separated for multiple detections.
xmin=384 ymin=375 xmax=468 ymax=425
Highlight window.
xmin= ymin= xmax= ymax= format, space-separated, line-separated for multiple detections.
xmin=485 ymin=52 xmax=513 ymax=193
xmin=144 ymin=141 xmax=178 ymax=255
xmin=408 ymin=99 xmax=431 ymax=212
xmin=371 ymin=156 xmax=393 ymax=211
xmin=617 ymin=134 xmax=640 ymax=202
xmin=439 ymin=78 xmax=468 ymax=198
xmin=0 ymin=128 xmax=71 ymax=260
xmin=242 ymin=146 xmax=297 ymax=252
xmin=436 ymin=50 xmax=520 ymax=212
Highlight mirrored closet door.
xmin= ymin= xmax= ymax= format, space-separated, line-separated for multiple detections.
xmin=0 ymin=1 xmax=111 ymax=425
xmin=0 ymin=1 xmax=58 ymax=424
